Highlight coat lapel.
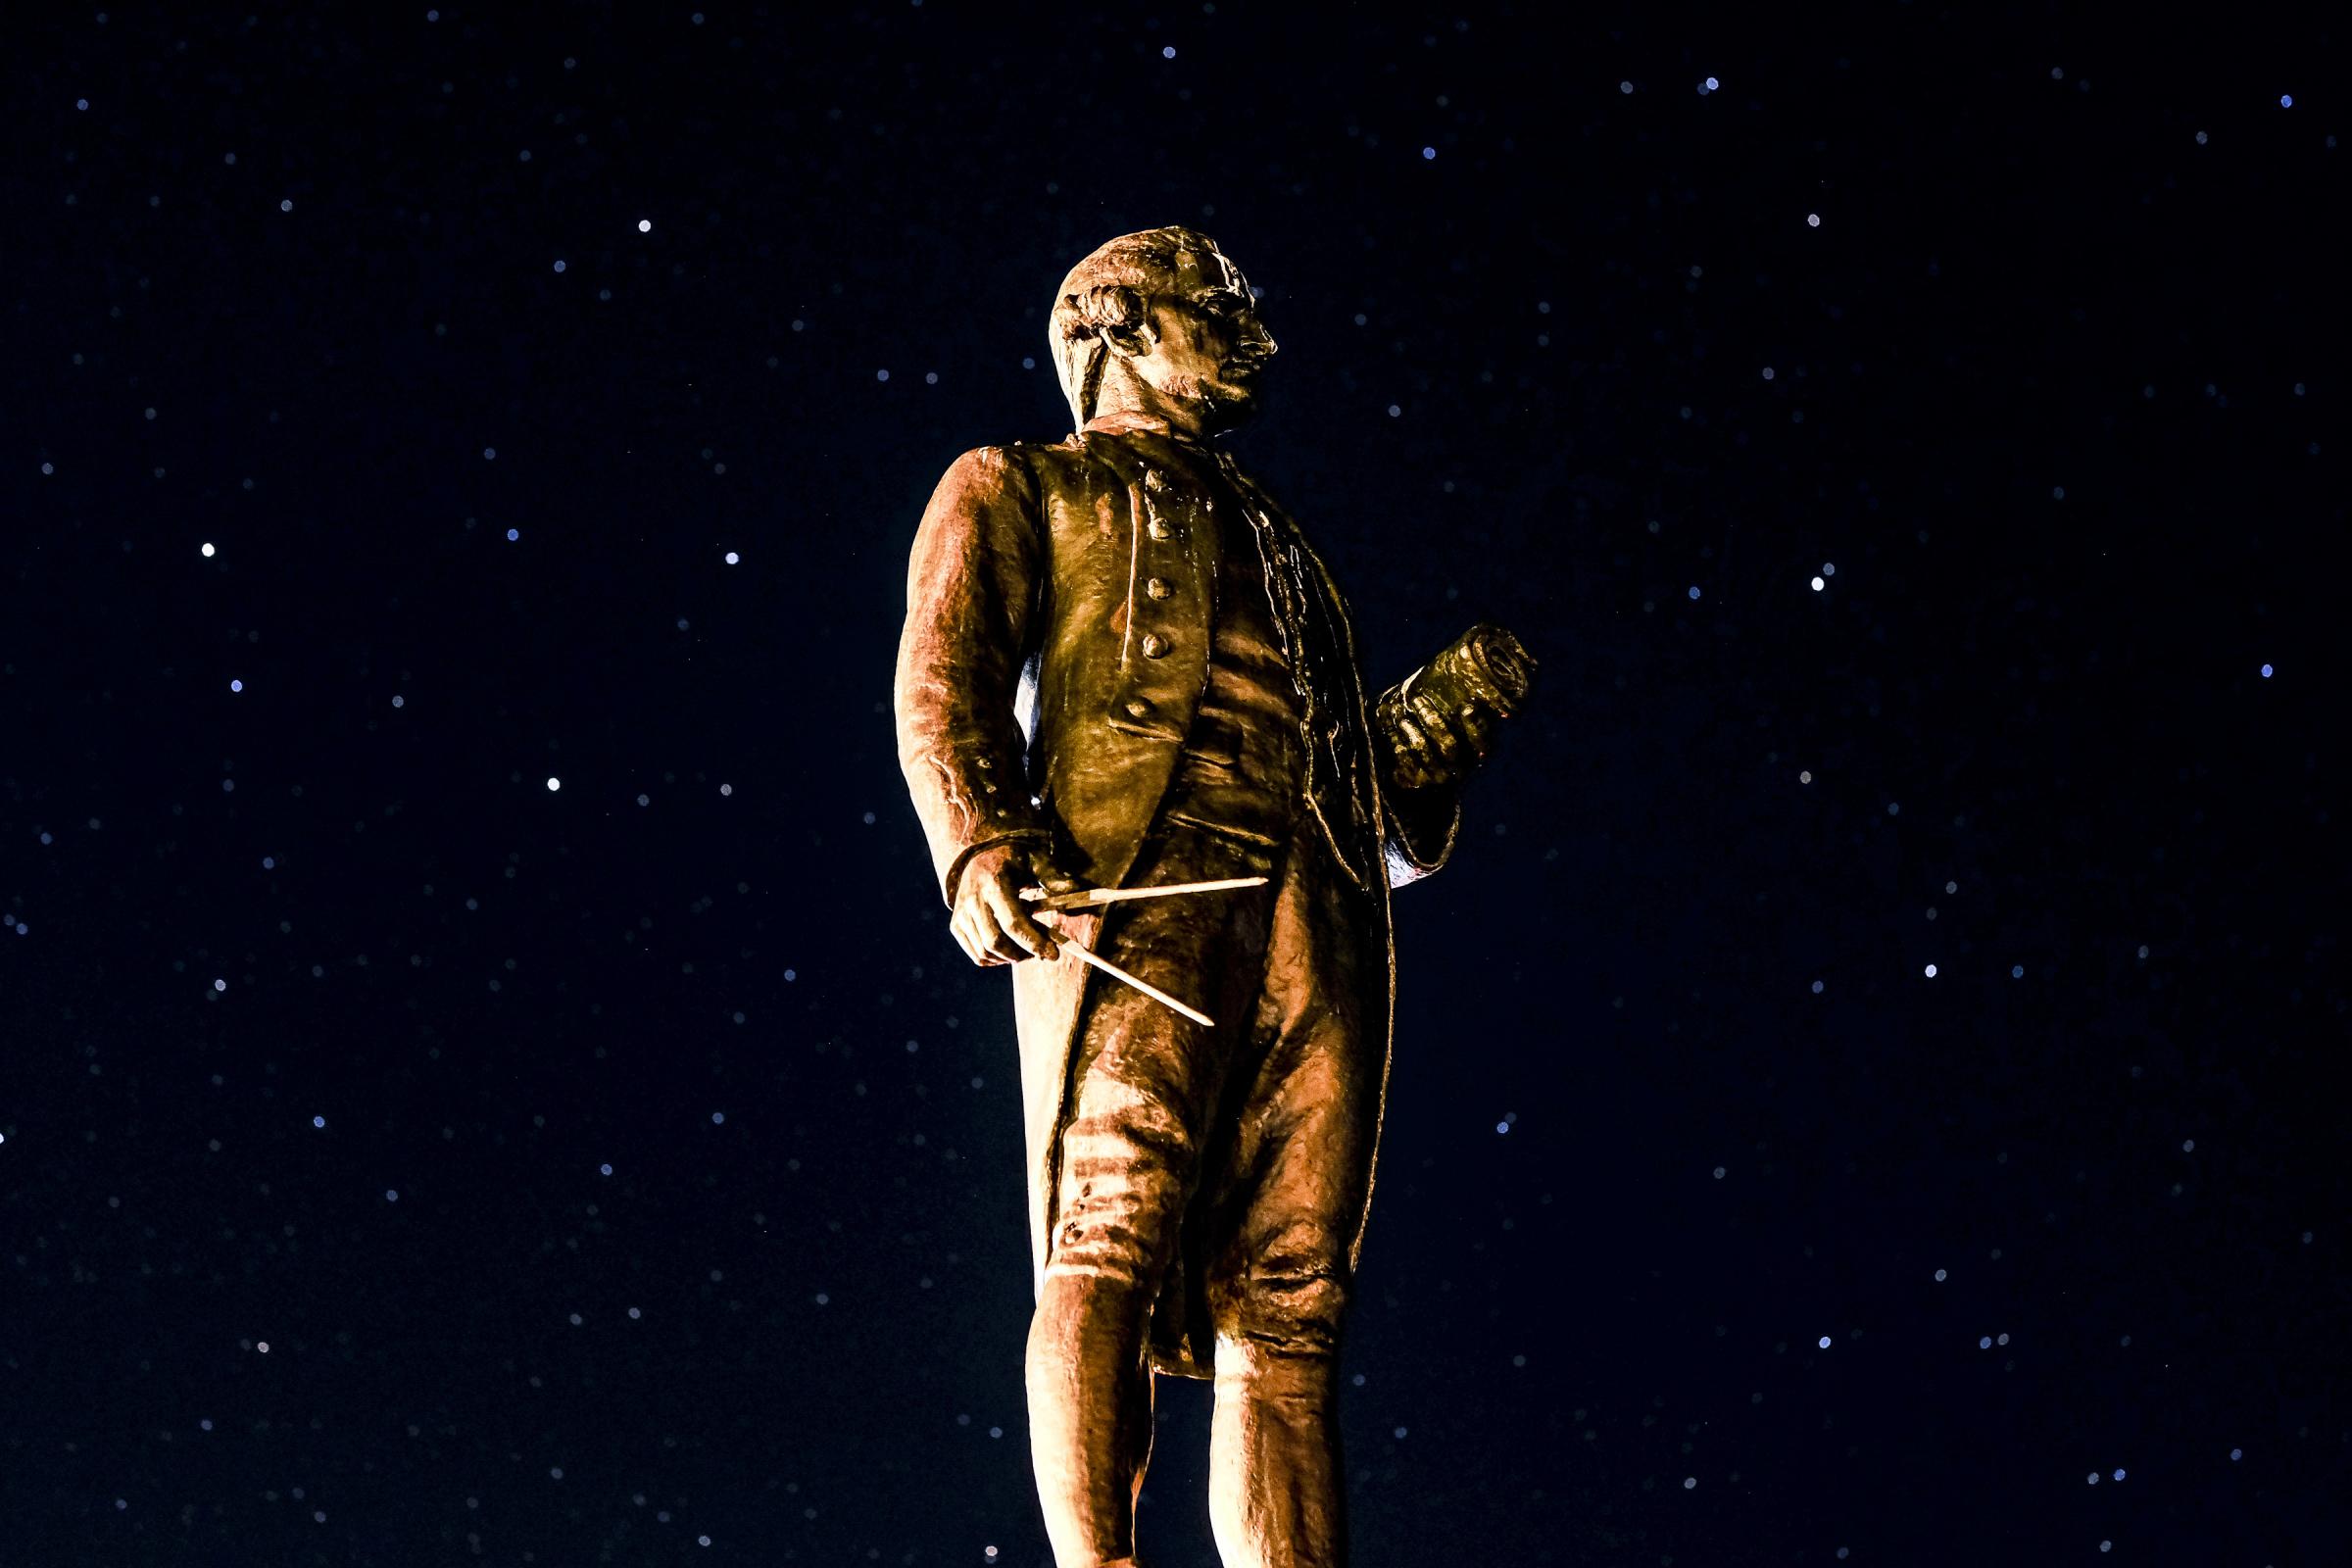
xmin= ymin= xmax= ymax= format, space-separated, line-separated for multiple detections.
xmin=1014 ymin=426 xmax=1390 ymax=1342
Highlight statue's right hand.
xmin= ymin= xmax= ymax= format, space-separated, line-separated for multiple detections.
xmin=950 ymin=842 xmax=1074 ymax=967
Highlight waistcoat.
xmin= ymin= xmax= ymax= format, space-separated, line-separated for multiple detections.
xmin=1154 ymin=442 xmax=1306 ymax=854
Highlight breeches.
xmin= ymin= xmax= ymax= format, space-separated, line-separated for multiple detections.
xmin=1044 ymin=806 xmax=1387 ymax=1378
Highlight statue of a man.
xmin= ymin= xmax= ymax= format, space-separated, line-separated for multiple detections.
xmin=894 ymin=226 xmax=1533 ymax=1567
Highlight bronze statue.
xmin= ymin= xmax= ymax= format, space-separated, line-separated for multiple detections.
xmin=894 ymin=226 xmax=1534 ymax=1567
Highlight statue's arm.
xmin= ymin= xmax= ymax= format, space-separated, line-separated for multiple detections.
xmin=1372 ymin=678 xmax=1469 ymax=888
xmin=1371 ymin=621 xmax=1539 ymax=889
xmin=893 ymin=445 xmax=1051 ymax=908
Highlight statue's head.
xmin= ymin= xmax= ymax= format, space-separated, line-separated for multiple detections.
xmin=1050 ymin=226 xmax=1277 ymax=436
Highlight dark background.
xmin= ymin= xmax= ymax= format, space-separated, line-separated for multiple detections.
xmin=5 ymin=4 xmax=2345 ymax=1564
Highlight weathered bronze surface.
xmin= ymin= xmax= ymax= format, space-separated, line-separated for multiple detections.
xmin=894 ymin=226 xmax=1533 ymax=1567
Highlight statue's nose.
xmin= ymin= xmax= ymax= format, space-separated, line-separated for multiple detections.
xmin=1249 ymin=319 xmax=1278 ymax=357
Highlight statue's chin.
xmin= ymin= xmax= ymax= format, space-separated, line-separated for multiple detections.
xmin=1194 ymin=380 xmax=1261 ymax=432
xmin=1152 ymin=370 xmax=1260 ymax=434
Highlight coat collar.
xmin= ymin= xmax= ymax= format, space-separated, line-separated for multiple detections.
xmin=1076 ymin=411 xmax=1251 ymax=497
xmin=1079 ymin=408 xmax=1202 ymax=443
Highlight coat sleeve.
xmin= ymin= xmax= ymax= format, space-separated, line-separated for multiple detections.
xmin=894 ymin=445 xmax=1052 ymax=907
xmin=1372 ymin=674 xmax=1468 ymax=888
xmin=1280 ymin=495 xmax=1471 ymax=893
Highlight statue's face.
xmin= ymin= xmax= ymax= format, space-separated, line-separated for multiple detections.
xmin=1121 ymin=246 xmax=1278 ymax=431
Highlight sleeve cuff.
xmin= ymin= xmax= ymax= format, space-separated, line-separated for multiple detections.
xmin=941 ymin=829 xmax=1052 ymax=908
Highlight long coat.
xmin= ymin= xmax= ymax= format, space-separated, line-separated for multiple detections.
xmin=893 ymin=411 xmax=1473 ymax=1351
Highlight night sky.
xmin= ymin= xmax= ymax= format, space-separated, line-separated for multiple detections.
xmin=7 ymin=5 xmax=2346 ymax=1564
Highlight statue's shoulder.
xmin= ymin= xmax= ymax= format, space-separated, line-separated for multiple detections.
xmin=933 ymin=430 xmax=1138 ymax=513
xmin=993 ymin=429 xmax=1131 ymax=498
xmin=925 ymin=439 xmax=1043 ymax=508
xmin=942 ymin=432 xmax=1094 ymax=476
xmin=926 ymin=436 xmax=1109 ymax=530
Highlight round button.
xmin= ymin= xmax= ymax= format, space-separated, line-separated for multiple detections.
xmin=1146 ymin=518 xmax=1174 ymax=541
xmin=1146 ymin=576 xmax=1173 ymax=600
xmin=1124 ymin=698 xmax=1151 ymax=718
xmin=1142 ymin=633 xmax=1170 ymax=659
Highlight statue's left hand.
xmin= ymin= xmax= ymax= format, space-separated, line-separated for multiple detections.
xmin=1381 ymin=621 xmax=1537 ymax=789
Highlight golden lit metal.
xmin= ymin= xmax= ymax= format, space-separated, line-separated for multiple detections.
xmin=895 ymin=226 xmax=1534 ymax=1565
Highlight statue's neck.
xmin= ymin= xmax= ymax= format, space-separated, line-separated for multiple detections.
xmin=1086 ymin=368 xmax=1218 ymax=442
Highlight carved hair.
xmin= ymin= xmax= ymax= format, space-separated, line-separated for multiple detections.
xmin=1049 ymin=226 xmax=1222 ymax=431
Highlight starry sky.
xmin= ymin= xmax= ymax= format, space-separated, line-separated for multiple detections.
xmin=6 ymin=5 xmax=2346 ymax=1564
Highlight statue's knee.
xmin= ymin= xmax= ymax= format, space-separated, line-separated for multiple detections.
xmin=1046 ymin=1184 xmax=1188 ymax=1295
xmin=1215 ymin=1262 xmax=1350 ymax=1358
xmin=1049 ymin=1111 xmax=1199 ymax=1291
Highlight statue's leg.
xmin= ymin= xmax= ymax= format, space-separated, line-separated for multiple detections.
xmin=1027 ymin=823 xmax=1276 ymax=1568
xmin=1026 ymin=1264 xmax=1157 ymax=1567
xmin=1204 ymin=1232 xmax=1350 ymax=1568
xmin=1201 ymin=836 xmax=1381 ymax=1568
